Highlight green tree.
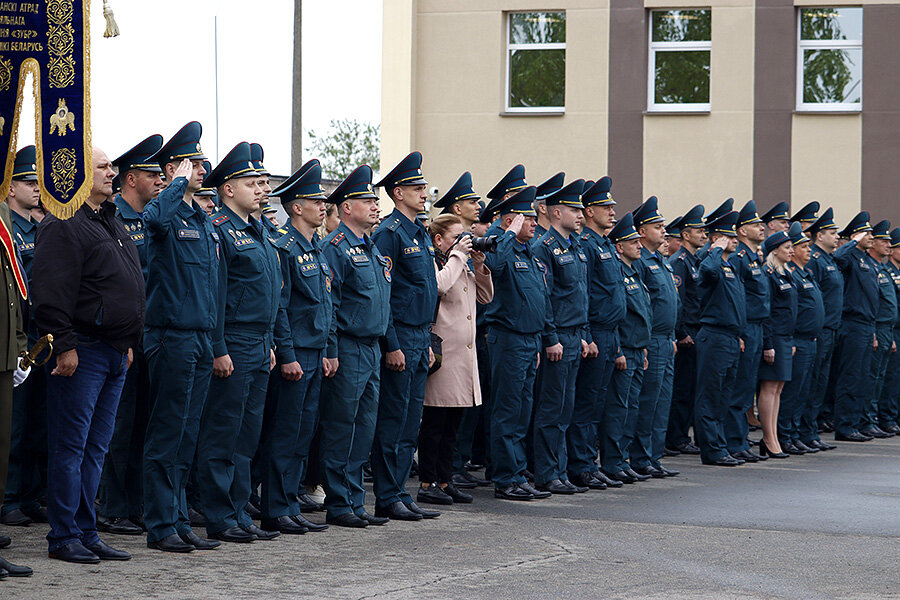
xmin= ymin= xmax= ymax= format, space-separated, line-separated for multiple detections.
xmin=305 ymin=118 xmax=380 ymax=180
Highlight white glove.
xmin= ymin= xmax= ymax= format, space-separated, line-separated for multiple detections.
xmin=13 ymin=357 xmax=31 ymax=387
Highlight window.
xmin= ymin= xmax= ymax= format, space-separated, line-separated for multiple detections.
xmin=505 ymin=11 xmax=566 ymax=113
xmin=797 ymin=7 xmax=862 ymax=111
xmin=648 ymin=9 xmax=712 ymax=112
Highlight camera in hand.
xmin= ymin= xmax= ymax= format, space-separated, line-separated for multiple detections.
xmin=457 ymin=231 xmax=499 ymax=253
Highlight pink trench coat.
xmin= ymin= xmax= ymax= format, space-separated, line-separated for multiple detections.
xmin=424 ymin=250 xmax=493 ymax=408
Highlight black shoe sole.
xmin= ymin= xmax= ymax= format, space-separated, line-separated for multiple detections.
xmin=147 ymin=542 xmax=195 ymax=553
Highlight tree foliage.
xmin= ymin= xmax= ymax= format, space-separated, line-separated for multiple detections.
xmin=306 ymin=119 xmax=380 ymax=180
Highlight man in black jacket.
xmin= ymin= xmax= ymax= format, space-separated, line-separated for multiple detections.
xmin=33 ymin=148 xmax=146 ymax=564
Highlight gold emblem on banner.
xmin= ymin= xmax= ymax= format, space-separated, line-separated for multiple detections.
xmin=49 ymin=99 xmax=76 ymax=136
xmin=47 ymin=0 xmax=76 ymax=88
xmin=0 ymin=56 xmax=11 ymax=92
xmin=50 ymin=148 xmax=77 ymax=199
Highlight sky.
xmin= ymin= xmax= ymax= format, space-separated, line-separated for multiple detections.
xmin=15 ymin=0 xmax=382 ymax=176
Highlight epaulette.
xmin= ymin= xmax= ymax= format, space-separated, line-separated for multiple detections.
xmin=812 ymin=251 xmax=821 ymax=258
xmin=737 ymin=249 xmax=746 ymax=257
xmin=543 ymin=235 xmax=554 ymax=246
xmin=786 ymin=264 xmax=795 ymax=273
xmin=273 ymin=233 xmax=295 ymax=250
xmin=384 ymin=218 xmax=401 ymax=231
xmin=677 ymin=253 xmax=685 ymax=261
xmin=581 ymin=232 xmax=590 ymax=241
xmin=212 ymin=214 xmax=229 ymax=226
xmin=331 ymin=232 xmax=345 ymax=245
xmin=277 ymin=227 xmax=288 ymax=235
xmin=765 ymin=265 xmax=774 ymax=273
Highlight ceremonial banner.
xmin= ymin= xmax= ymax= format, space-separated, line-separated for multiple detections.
xmin=0 ymin=0 xmax=91 ymax=219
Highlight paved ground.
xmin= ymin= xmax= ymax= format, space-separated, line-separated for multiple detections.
xmin=2 ymin=435 xmax=898 ymax=599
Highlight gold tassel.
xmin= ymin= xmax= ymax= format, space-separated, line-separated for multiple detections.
xmin=103 ymin=0 xmax=119 ymax=38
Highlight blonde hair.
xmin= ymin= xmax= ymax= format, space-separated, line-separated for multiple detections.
xmin=428 ymin=213 xmax=461 ymax=244
xmin=766 ymin=251 xmax=786 ymax=275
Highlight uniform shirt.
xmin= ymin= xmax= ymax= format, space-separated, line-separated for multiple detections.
xmin=532 ymin=226 xmax=588 ymax=347
xmin=873 ymin=259 xmax=898 ymax=326
xmin=321 ymin=221 xmax=391 ymax=358
xmin=635 ymin=246 xmax=679 ymax=337
xmin=483 ymin=229 xmax=550 ymax=335
xmin=9 ymin=210 xmax=36 ymax=281
xmin=113 ymin=195 xmax=148 ymax=281
xmin=580 ymin=226 xmax=626 ymax=332
xmin=729 ymin=242 xmax=769 ymax=330
xmin=762 ymin=264 xmax=798 ymax=351
xmin=697 ymin=247 xmax=746 ymax=337
xmin=273 ymin=223 xmax=333 ymax=361
xmin=788 ymin=262 xmax=824 ymax=337
xmin=211 ymin=204 xmax=281 ymax=358
xmin=806 ymin=243 xmax=844 ymax=330
xmin=619 ymin=262 xmax=652 ymax=349
xmin=144 ymin=176 xmax=219 ymax=331
xmin=669 ymin=246 xmax=701 ymax=340
xmin=886 ymin=261 xmax=900 ymax=328
xmin=833 ymin=240 xmax=879 ymax=324
xmin=371 ymin=209 xmax=439 ymax=351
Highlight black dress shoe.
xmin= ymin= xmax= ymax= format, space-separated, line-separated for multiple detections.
xmin=860 ymin=426 xmax=894 ymax=439
xmin=657 ymin=465 xmax=680 ymax=476
xmin=821 ymin=420 xmax=835 ymax=433
xmin=292 ymin=514 xmax=329 ymax=532
xmin=571 ymin=471 xmax=606 ymax=490
xmin=179 ymin=530 xmax=221 ymax=549
xmin=464 ymin=460 xmax=485 ymax=471
xmin=325 ymin=513 xmax=368 ymax=528
xmin=244 ymin=501 xmax=262 ymax=519
xmin=604 ymin=470 xmax=637 ymax=484
xmin=811 ymin=439 xmax=837 ymax=450
xmin=450 ymin=473 xmax=478 ymax=489
xmin=563 ymin=479 xmax=589 ymax=493
xmin=634 ymin=466 xmax=666 ymax=479
xmin=591 ymin=471 xmax=623 ymax=488
xmin=374 ymin=501 xmax=422 ymax=521
xmin=48 ymin=541 xmax=101 ymax=564
xmin=882 ymin=423 xmax=900 ymax=434
xmin=835 ymin=431 xmax=873 ymax=442
xmin=703 ymin=455 xmax=742 ymax=466
xmin=357 ymin=511 xmax=389 ymax=526
xmin=129 ymin=514 xmax=147 ymax=531
xmin=663 ymin=447 xmax=681 ymax=457
xmin=625 ymin=468 xmax=651 ymax=481
xmin=417 ymin=483 xmax=454 ymax=505
xmin=733 ymin=450 xmax=759 ymax=463
xmin=188 ymin=507 xmax=206 ymax=526
xmin=675 ymin=442 xmax=701 ymax=455
xmin=783 ymin=441 xmax=806 ymax=455
xmin=518 ymin=481 xmax=551 ymax=499
xmin=494 ymin=484 xmax=533 ymax=501
xmin=209 ymin=526 xmax=256 ymax=543
xmin=456 ymin=471 xmax=491 ymax=487
xmin=98 ymin=516 xmax=143 ymax=535
xmin=537 ymin=479 xmax=575 ymax=495
xmin=22 ymin=506 xmax=47 ymax=523
xmin=148 ymin=533 xmax=196 ymax=552
xmin=759 ymin=440 xmax=789 ymax=458
xmin=242 ymin=524 xmax=279 ymax=540
xmin=0 ymin=509 xmax=31 ymax=527
xmin=85 ymin=540 xmax=131 ymax=561
xmin=405 ymin=501 xmax=440 ymax=519
xmin=297 ymin=493 xmax=325 ymax=513
xmin=0 ymin=556 xmax=32 ymax=577
xmin=443 ymin=483 xmax=474 ymax=503
xmin=794 ymin=440 xmax=819 ymax=453
xmin=261 ymin=515 xmax=307 ymax=534
xmin=0 ymin=567 xmax=6 ymax=579
xmin=0 ymin=534 xmax=10 ymax=549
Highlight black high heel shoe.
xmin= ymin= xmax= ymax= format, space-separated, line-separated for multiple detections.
xmin=759 ymin=439 xmax=789 ymax=459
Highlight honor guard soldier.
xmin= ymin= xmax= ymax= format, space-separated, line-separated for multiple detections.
xmin=696 ymin=199 xmax=733 ymax=262
xmin=803 ymin=208 xmax=842 ymax=448
xmin=532 ymin=172 xmax=565 ymax=239
xmin=258 ymin=160 xmax=333 ymax=534
xmin=694 ymin=211 xmax=747 ymax=466
xmin=194 ymin=143 xmax=280 ymax=543
xmin=832 ymin=212 xmax=879 ymax=442
xmin=482 ymin=187 xmax=552 ymax=501
xmin=569 ymin=177 xmax=626 ymax=490
xmin=1 ymin=146 xmax=46 ymax=529
xmin=369 ymin=152 xmax=440 ymax=522
xmin=600 ymin=213 xmax=651 ymax=483
xmin=95 ymin=135 xmax=164 ymax=535
xmin=725 ymin=200 xmax=770 ymax=462
xmin=863 ymin=220 xmax=897 ymax=439
xmin=531 ymin=180 xmax=589 ymax=494
xmin=878 ymin=229 xmax=900 ymax=434
xmin=666 ymin=204 xmax=706 ymax=457
xmin=761 ymin=201 xmax=791 ymax=236
xmin=434 ymin=172 xmax=481 ymax=231
xmin=630 ymin=197 xmax=679 ymax=478
xmin=319 ymin=165 xmax=391 ymax=528
xmin=482 ymin=165 xmax=528 ymax=235
xmin=142 ymin=122 xmax=221 ymax=553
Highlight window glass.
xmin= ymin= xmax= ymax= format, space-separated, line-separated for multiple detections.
xmin=648 ymin=9 xmax=712 ymax=111
xmin=506 ymin=11 xmax=566 ymax=111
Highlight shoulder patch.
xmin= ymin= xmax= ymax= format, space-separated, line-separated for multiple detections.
xmin=737 ymin=249 xmax=746 ymax=257
xmin=385 ymin=218 xmax=401 ymax=231
xmin=277 ymin=227 xmax=288 ymax=235
xmin=812 ymin=251 xmax=821 ymax=258
xmin=212 ymin=214 xmax=229 ymax=226
xmin=274 ymin=233 xmax=294 ymax=250
xmin=543 ymin=236 xmax=554 ymax=246
xmin=331 ymin=232 xmax=345 ymax=246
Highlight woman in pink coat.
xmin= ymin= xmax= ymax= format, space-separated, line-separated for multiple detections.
xmin=417 ymin=214 xmax=493 ymax=505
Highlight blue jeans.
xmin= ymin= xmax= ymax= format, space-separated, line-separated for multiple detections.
xmin=46 ymin=335 xmax=128 ymax=552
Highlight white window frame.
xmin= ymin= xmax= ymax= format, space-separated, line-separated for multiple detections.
xmin=505 ymin=11 xmax=566 ymax=114
xmin=647 ymin=9 xmax=712 ymax=113
xmin=796 ymin=7 xmax=862 ymax=112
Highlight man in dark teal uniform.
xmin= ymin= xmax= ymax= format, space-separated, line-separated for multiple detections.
xmin=258 ymin=160 xmax=332 ymax=534
xmin=531 ymin=180 xmax=588 ymax=494
xmin=1 ymin=146 xmax=47 ymax=529
xmin=568 ymin=177 xmax=625 ymax=490
xmin=96 ymin=135 xmax=164 ymax=535
xmin=725 ymin=200 xmax=769 ymax=462
xmin=695 ymin=199 xmax=733 ymax=262
xmin=196 ymin=143 xmax=280 ymax=543
xmin=832 ymin=212 xmax=879 ymax=442
xmin=804 ymin=208 xmax=842 ymax=449
xmin=666 ymin=204 xmax=706 ymax=456
xmin=532 ymin=172 xmax=564 ymax=239
xmin=482 ymin=165 xmax=528 ymax=237
xmin=142 ymin=121 xmax=221 ymax=553
xmin=483 ymin=187 xmax=551 ymax=501
xmin=370 ymin=152 xmax=439 ymax=521
xmin=630 ymin=197 xmax=679 ymax=478
xmin=434 ymin=172 xmax=481 ymax=231
xmin=250 ymin=143 xmax=280 ymax=240
xmin=319 ymin=165 xmax=391 ymax=528
xmin=862 ymin=220 xmax=897 ymax=439
xmin=879 ymin=228 xmax=900 ymax=434
xmin=761 ymin=201 xmax=791 ymax=236
xmin=694 ymin=211 xmax=747 ymax=466
xmin=790 ymin=202 xmax=820 ymax=230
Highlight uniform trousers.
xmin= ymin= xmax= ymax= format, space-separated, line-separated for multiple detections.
xmin=726 ymin=322 xmax=763 ymax=455
xmin=632 ymin=335 xmax=675 ymax=470
xmin=878 ymin=328 xmax=900 ymax=428
xmin=807 ymin=326 xmax=838 ymax=441
xmin=567 ymin=326 xmax=618 ymax=478
xmin=319 ymin=335 xmax=380 ymax=519
xmin=0 ymin=371 xmax=14 ymax=511
xmin=779 ymin=336 xmax=817 ymax=444
xmin=45 ymin=336 xmax=127 ymax=552
xmin=260 ymin=348 xmax=323 ymax=519
xmin=694 ymin=327 xmax=742 ymax=464
xmin=142 ymin=327 xmax=212 ymax=542
xmin=601 ymin=347 xmax=644 ymax=474
xmin=865 ymin=323 xmax=894 ymax=428
xmin=486 ymin=327 xmax=540 ymax=488
xmin=834 ymin=320 xmax=876 ymax=436
xmin=372 ymin=324 xmax=430 ymax=508
xmin=667 ymin=325 xmax=698 ymax=449
xmin=2 ymin=364 xmax=45 ymax=516
xmin=418 ymin=406 xmax=464 ymax=484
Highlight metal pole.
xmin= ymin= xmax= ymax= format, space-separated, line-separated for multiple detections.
xmin=290 ymin=0 xmax=302 ymax=170
xmin=214 ymin=15 xmax=219 ymax=164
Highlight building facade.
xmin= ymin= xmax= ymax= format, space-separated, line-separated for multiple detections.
xmin=381 ymin=0 xmax=898 ymax=224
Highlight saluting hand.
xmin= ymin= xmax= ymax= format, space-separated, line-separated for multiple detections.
xmin=851 ymin=231 xmax=868 ymax=243
xmin=712 ymin=237 xmax=729 ymax=251
xmin=509 ymin=214 xmax=525 ymax=237
xmin=173 ymin=158 xmax=193 ymax=180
